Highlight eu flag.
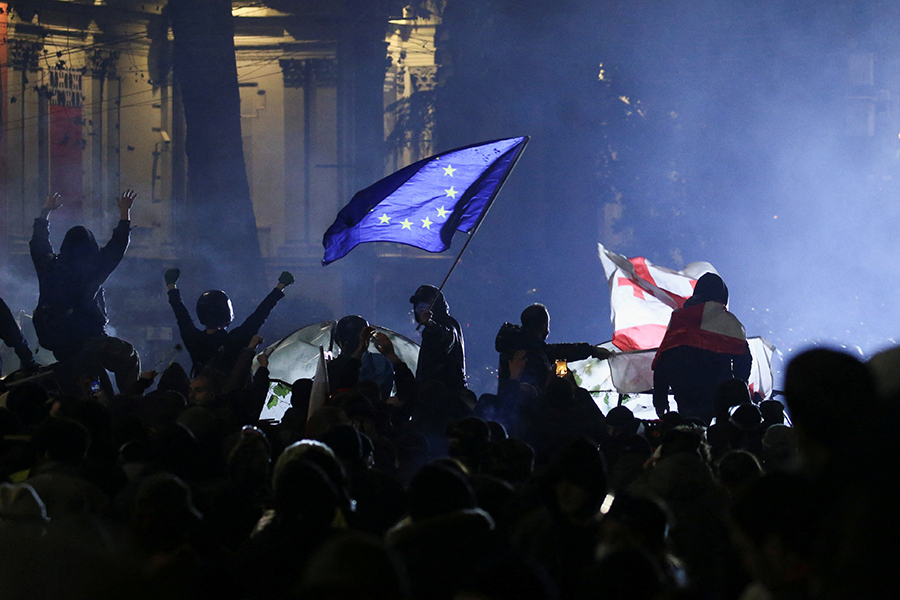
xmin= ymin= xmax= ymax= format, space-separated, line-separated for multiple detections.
xmin=322 ymin=136 xmax=528 ymax=265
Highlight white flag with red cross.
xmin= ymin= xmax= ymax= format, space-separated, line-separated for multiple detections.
xmin=598 ymin=243 xmax=718 ymax=352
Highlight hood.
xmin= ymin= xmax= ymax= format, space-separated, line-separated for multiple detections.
xmin=59 ymin=226 xmax=99 ymax=260
xmin=684 ymin=272 xmax=728 ymax=307
xmin=409 ymin=285 xmax=449 ymax=316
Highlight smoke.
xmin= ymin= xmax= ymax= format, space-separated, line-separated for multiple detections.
xmin=421 ymin=0 xmax=900 ymax=392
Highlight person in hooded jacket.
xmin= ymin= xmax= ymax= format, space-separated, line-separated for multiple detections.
xmin=163 ymin=268 xmax=294 ymax=377
xmin=30 ymin=191 xmax=141 ymax=393
xmin=409 ymin=285 xmax=466 ymax=392
xmin=652 ymin=273 xmax=751 ymax=424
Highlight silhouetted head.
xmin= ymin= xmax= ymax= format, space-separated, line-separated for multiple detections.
xmin=132 ymin=472 xmax=202 ymax=552
xmin=274 ymin=459 xmax=340 ymax=522
xmin=59 ymin=226 xmax=99 ymax=260
xmin=544 ymin=439 xmax=608 ymax=521
xmin=408 ymin=462 xmax=476 ymax=521
xmin=521 ymin=303 xmax=550 ymax=340
xmin=685 ymin=272 xmax=729 ymax=307
xmin=785 ymin=348 xmax=877 ymax=443
xmin=300 ymin=531 xmax=410 ymax=600
xmin=410 ymin=285 xmax=449 ymax=317
xmin=31 ymin=417 xmax=91 ymax=465
xmin=335 ymin=315 xmax=368 ymax=351
xmin=196 ymin=290 xmax=233 ymax=329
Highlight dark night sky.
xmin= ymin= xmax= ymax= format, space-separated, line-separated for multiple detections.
xmin=381 ymin=0 xmax=900 ymax=393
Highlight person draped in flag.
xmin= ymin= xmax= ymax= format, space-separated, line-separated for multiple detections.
xmin=652 ymin=273 xmax=752 ymax=424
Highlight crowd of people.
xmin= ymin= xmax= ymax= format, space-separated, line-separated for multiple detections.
xmin=0 ymin=192 xmax=897 ymax=600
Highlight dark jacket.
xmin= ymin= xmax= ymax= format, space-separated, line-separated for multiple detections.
xmin=168 ymin=287 xmax=284 ymax=376
xmin=652 ymin=296 xmax=752 ymax=423
xmin=413 ymin=288 xmax=466 ymax=391
xmin=30 ymin=218 xmax=130 ymax=358
xmin=495 ymin=322 xmax=596 ymax=391
xmin=653 ymin=345 xmax=751 ymax=423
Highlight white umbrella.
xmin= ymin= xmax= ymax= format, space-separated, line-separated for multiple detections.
xmin=256 ymin=321 xmax=420 ymax=422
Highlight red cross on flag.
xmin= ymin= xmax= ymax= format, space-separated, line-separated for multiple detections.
xmin=599 ymin=243 xmax=719 ymax=351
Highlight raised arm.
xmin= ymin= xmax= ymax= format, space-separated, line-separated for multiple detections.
xmin=97 ymin=190 xmax=135 ymax=273
xmin=374 ymin=331 xmax=416 ymax=409
xmin=117 ymin=188 xmax=135 ymax=221
xmin=30 ymin=193 xmax=63 ymax=271
xmin=39 ymin=192 xmax=63 ymax=221
xmin=546 ymin=342 xmax=610 ymax=363
xmin=164 ymin=269 xmax=203 ymax=344
xmin=230 ymin=272 xmax=294 ymax=344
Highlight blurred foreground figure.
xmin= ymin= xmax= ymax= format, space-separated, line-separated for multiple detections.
xmin=410 ymin=285 xmax=466 ymax=392
xmin=652 ymin=273 xmax=751 ymax=424
xmin=776 ymin=348 xmax=898 ymax=600
xmin=0 ymin=296 xmax=37 ymax=376
xmin=30 ymin=191 xmax=141 ymax=393
xmin=165 ymin=268 xmax=294 ymax=376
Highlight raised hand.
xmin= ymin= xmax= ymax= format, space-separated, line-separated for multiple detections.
xmin=354 ymin=325 xmax=376 ymax=358
xmin=118 ymin=189 xmax=137 ymax=210
xmin=164 ymin=268 xmax=181 ymax=288
xmin=118 ymin=189 xmax=136 ymax=220
xmin=277 ymin=271 xmax=295 ymax=289
xmin=509 ymin=349 xmax=527 ymax=381
xmin=373 ymin=331 xmax=401 ymax=364
xmin=40 ymin=192 xmax=63 ymax=218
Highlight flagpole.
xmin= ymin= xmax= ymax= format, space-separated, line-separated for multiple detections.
xmin=420 ymin=137 xmax=530 ymax=322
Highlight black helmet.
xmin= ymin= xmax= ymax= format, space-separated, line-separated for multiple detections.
xmin=196 ymin=290 xmax=233 ymax=329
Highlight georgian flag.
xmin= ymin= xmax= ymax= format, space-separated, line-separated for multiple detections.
xmin=598 ymin=243 xmax=718 ymax=351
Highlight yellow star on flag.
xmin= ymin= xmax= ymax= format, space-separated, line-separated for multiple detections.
xmin=378 ymin=214 xmax=391 ymax=224
xmin=400 ymin=218 xmax=413 ymax=230
xmin=421 ymin=216 xmax=433 ymax=229
xmin=443 ymin=164 xmax=456 ymax=177
xmin=444 ymin=186 xmax=458 ymax=199
xmin=436 ymin=206 xmax=449 ymax=218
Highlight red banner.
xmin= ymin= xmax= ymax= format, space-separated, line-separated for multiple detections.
xmin=49 ymin=104 xmax=84 ymax=212
xmin=48 ymin=68 xmax=84 ymax=217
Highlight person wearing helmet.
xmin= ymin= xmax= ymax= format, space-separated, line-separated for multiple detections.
xmin=164 ymin=269 xmax=294 ymax=376
xmin=30 ymin=191 xmax=141 ymax=394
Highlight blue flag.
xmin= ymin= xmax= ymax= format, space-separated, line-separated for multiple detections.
xmin=322 ymin=136 xmax=528 ymax=265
